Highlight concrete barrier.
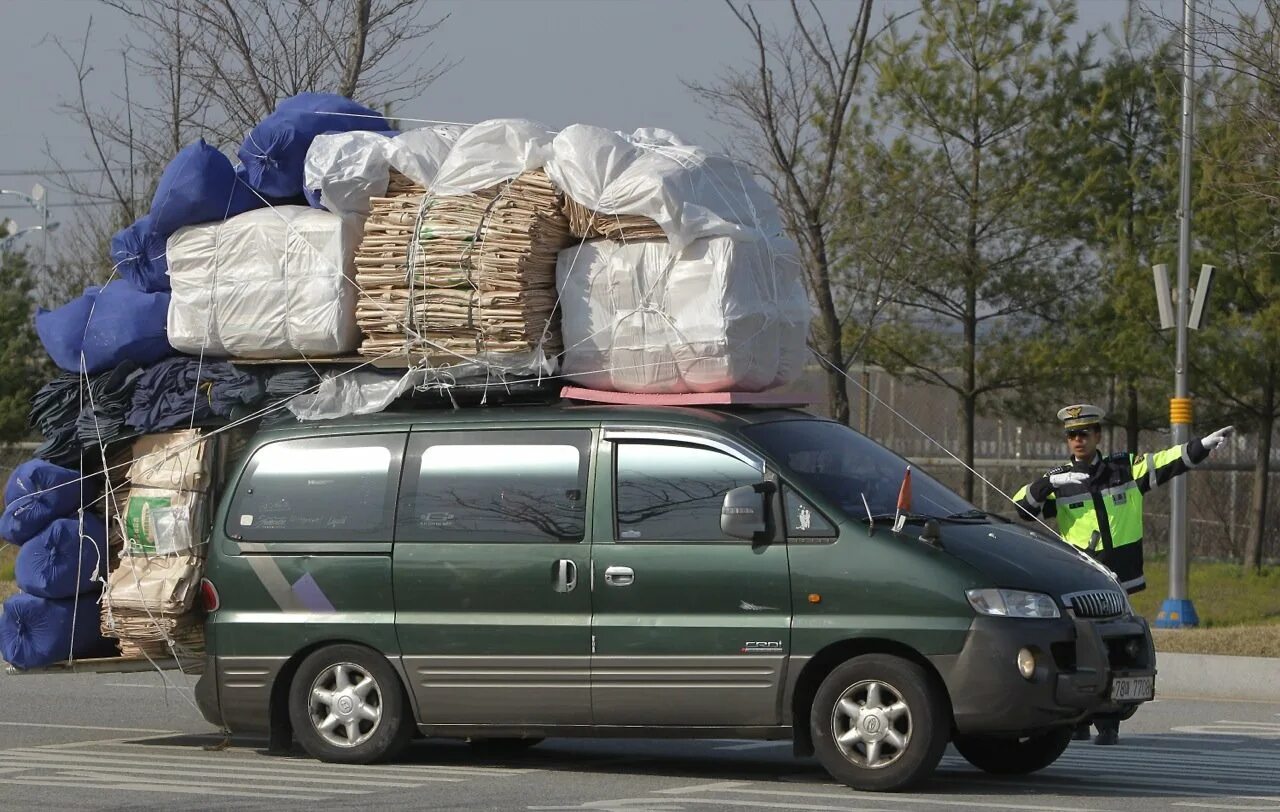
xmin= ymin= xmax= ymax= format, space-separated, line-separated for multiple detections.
xmin=1157 ymin=652 xmax=1280 ymax=702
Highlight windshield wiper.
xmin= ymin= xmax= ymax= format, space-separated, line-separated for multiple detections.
xmin=939 ymin=509 xmax=1008 ymax=523
xmin=866 ymin=512 xmax=931 ymax=525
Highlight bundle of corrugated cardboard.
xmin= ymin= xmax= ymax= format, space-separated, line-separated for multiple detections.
xmin=100 ymin=430 xmax=208 ymax=663
xmin=354 ymin=170 xmax=571 ymax=365
xmin=562 ymin=196 xmax=665 ymax=242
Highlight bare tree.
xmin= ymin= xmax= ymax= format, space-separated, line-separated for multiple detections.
xmin=687 ymin=0 xmax=880 ymax=425
xmin=45 ymin=1 xmax=453 ymax=295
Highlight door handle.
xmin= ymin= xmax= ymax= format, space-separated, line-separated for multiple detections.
xmin=553 ymin=559 xmax=577 ymax=593
xmin=604 ymin=566 xmax=634 ymax=587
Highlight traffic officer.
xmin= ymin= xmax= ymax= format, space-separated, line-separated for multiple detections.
xmin=1012 ymin=404 xmax=1233 ymax=744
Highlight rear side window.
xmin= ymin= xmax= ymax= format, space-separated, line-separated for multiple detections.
xmin=398 ymin=430 xmax=591 ymax=543
xmin=614 ymin=442 xmax=763 ymax=541
xmin=226 ymin=434 xmax=404 ymax=542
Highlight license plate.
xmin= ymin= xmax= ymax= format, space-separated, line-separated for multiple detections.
xmin=1110 ymin=675 xmax=1154 ymax=702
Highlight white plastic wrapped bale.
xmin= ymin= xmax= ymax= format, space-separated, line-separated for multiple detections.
xmin=167 ymin=205 xmax=361 ymax=358
xmin=556 ymin=234 xmax=812 ymax=393
xmin=304 ymin=131 xmax=393 ymax=217
xmin=387 ymin=125 xmax=464 ymax=188
xmin=430 ymin=118 xmax=555 ymax=195
xmin=545 ymin=124 xmax=784 ymax=252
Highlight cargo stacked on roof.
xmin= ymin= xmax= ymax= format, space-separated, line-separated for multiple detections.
xmin=545 ymin=125 xmax=811 ymax=394
xmin=3 ymin=92 xmax=815 ymax=671
xmin=349 ymin=120 xmax=571 ymax=373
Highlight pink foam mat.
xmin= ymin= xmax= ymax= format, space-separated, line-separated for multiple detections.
xmin=560 ymin=386 xmax=813 ymax=407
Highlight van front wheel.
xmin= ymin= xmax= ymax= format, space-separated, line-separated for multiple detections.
xmin=810 ymin=654 xmax=949 ymax=792
xmin=288 ymin=644 xmax=412 ymax=764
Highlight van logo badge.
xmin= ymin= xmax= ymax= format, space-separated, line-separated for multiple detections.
xmin=741 ymin=641 xmax=783 ymax=653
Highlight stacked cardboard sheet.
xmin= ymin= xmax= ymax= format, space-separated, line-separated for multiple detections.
xmin=101 ymin=430 xmax=209 ymax=663
xmin=562 ymin=196 xmax=665 ymax=242
xmin=354 ymin=170 xmax=571 ymax=365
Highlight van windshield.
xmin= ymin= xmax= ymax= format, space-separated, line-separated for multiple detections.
xmin=741 ymin=419 xmax=976 ymax=521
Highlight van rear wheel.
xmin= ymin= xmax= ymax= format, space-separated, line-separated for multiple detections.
xmin=288 ymin=644 xmax=412 ymax=764
xmin=810 ymin=654 xmax=949 ymax=792
xmin=952 ymin=727 xmax=1073 ymax=775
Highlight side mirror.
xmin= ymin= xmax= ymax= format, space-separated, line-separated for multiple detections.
xmin=721 ymin=482 xmax=775 ymax=542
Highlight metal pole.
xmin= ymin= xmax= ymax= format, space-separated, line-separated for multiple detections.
xmin=1159 ymin=0 xmax=1200 ymax=629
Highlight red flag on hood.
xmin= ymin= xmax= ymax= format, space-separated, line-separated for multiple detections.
xmin=896 ymin=466 xmax=913 ymax=513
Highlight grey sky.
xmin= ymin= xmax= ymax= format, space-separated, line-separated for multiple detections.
xmin=1 ymin=0 xmax=1152 ymax=229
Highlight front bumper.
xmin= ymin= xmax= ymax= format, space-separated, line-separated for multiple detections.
xmin=930 ymin=613 xmax=1155 ymax=736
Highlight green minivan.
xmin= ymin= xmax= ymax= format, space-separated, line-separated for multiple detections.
xmin=194 ymin=404 xmax=1155 ymax=792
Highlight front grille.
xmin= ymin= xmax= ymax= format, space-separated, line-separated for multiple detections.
xmin=1064 ymin=589 xmax=1127 ymax=618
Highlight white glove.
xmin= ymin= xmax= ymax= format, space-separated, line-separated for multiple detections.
xmin=1201 ymin=425 xmax=1235 ymax=453
xmin=1049 ymin=471 xmax=1089 ymax=488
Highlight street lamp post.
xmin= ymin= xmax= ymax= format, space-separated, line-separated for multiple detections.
xmin=0 ymin=184 xmax=51 ymax=269
xmin=1157 ymin=0 xmax=1201 ymax=630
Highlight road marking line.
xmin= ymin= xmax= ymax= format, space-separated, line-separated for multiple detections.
xmin=656 ymin=781 xmax=755 ymax=794
xmin=3 ymin=753 xmax=442 ymax=787
xmin=667 ymin=782 xmax=1164 ymax=811
xmin=1172 ymin=799 xmax=1280 ymax=804
xmin=51 ymin=737 xmax=538 ymax=773
xmin=4 ymin=750 xmax=468 ymax=783
xmin=0 ymin=775 xmax=322 ymax=801
xmin=58 ymin=769 xmax=373 ymax=795
xmin=0 ymin=722 xmax=175 ymax=734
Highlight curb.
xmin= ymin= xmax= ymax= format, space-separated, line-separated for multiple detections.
xmin=1157 ymin=652 xmax=1280 ymax=702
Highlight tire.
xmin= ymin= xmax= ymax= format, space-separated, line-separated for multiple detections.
xmin=810 ymin=654 xmax=950 ymax=792
xmin=468 ymin=737 xmax=545 ymax=755
xmin=288 ymin=644 xmax=413 ymax=764
xmin=953 ymin=727 xmax=1073 ymax=775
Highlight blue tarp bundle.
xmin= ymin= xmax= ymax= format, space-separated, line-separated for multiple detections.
xmin=150 ymin=139 xmax=261 ymax=237
xmin=36 ymin=281 xmax=174 ymax=375
xmin=109 ymin=215 xmax=170 ymax=293
xmin=0 ymin=591 xmax=114 ymax=670
xmin=0 ymin=460 xmax=92 ymax=545
xmin=125 ymin=357 xmax=265 ymax=432
xmin=33 ymin=292 xmax=96 ymax=373
xmin=238 ymin=93 xmax=387 ymax=199
xmin=74 ymin=362 xmax=144 ymax=448
xmin=81 ymin=281 xmax=173 ymax=374
xmin=14 ymin=514 xmax=108 ymax=600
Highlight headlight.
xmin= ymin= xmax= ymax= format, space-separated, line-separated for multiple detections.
xmin=966 ymin=588 xmax=1061 ymax=619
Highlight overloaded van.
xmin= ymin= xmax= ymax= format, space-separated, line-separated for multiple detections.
xmin=194 ymin=404 xmax=1155 ymax=792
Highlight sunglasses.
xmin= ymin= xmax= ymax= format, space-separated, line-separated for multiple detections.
xmin=1065 ymin=428 xmax=1098 ymax=439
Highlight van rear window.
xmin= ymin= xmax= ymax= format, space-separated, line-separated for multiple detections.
xmin=397 ymin=430 xmax=591 ymax=543
xmin=226 ymin=434 xmax=404 ymax=542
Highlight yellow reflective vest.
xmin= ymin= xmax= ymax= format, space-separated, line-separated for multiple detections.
xmin=1013 ymin=442 xmax=1209 ymax=554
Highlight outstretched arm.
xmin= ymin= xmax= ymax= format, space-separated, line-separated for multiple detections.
xmin=1134 ymin=426 xmax=1234 ymax=493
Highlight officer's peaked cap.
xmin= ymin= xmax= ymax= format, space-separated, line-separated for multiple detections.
xmin=1057 ymin=404 xmax=1104 ymax=429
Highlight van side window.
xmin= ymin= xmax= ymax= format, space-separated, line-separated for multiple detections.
xmin=398 ymin=430 xmax=591 ymax=543
xmin=614 ymin=442 xmax=762 ymax=542
xmin=227 ymin=434 xmax=403 ymax=542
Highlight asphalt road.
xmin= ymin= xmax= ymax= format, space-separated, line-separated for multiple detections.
xmin=1 ymin=668 xmax=1278 ymax=811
